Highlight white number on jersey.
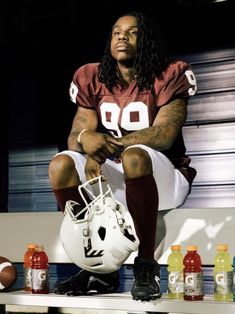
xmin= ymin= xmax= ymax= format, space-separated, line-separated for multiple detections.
xmin=185 ymin=70 xmax=197 ymax=96
xmin=100 ymin=102 xmax=149 ymax=137
xmin=69 ymin=82 xmax=78 ymax=103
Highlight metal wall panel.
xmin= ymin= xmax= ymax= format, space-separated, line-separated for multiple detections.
xmin=183 ymin=123 xmax=235 ymax=154
xmin=192 ymin=60 xmax=235 ymax=94
xmin=182 ymin=185 xmax=235 ymax=208
xmin=190 ymin=153 xmax=235 ymax=185
xmin=8 ymin=145 xmax=58 ymax=212
xmin=9 ymin=164 xmax=52 ymax=191
xmin=9 ymin=145 xmax=58 ymax=165
xmin=8 ymin=192 xmax=58 ymax=212
xmin=181 ymin=47 xmax=235 ymax=208
xmin=186 ymin=92 xmax=235 ymax=124
xmin=181 ymin=47 xmax=235 ymax=65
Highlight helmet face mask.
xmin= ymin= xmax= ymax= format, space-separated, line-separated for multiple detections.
xmin=60 ymin=176 xmax=139 ymax=274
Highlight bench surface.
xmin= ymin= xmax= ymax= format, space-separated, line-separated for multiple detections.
xmin=1 ymin=291 xmax=235 ymax=314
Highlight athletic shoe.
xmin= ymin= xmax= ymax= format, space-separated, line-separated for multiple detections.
xmin=131 ymin=257 xmax=162 ymax=301
xmin=54 ymin=269 xmax=120 ymax=296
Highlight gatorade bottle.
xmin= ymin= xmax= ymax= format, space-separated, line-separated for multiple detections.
xmin=167 ymin=244 xmax=184 ymax=299
xmin=31 ymin=245 xmax=49 ymax=294
xmin=183 ymin=245 xmax=203 ymax=301
xmin=23 ymin=243 xmax=37 ymax=291
xmin=213 ymin=244 xmax=233 ymax=301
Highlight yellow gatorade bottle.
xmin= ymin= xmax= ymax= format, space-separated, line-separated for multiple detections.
xmin=167 ymin=244 xmax=184 ymax=299
xmin=213 ymin=244 xmax=233 ymax=301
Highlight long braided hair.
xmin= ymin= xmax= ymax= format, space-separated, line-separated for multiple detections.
xmin=98 ymin=11 xmax=169 ymax=94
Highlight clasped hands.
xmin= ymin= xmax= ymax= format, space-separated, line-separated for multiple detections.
xmin=79 ymin=130 xmax=123 ymax=182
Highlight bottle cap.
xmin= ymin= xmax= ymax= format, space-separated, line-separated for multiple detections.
xmin=27 ymin=243 xmax=36 ymax=249
xmin=216 ymin=244 xmax=228 ymax=251
xmin=187 ymin=245 xmax=198 ymax=251
xmin=171 ymin=244 xmax=181 ymax=251
xmin=34 ymin=245 xmax=43 ymax=252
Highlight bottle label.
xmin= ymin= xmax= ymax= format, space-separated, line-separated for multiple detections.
xmin=24 ymin=267 xmax=32 ymax=289
xmin=32 ymin=269 xmax=49 ymax=291
xmin=184 ymin=272 xmax=203 ymax=296
xmin=214 ymin=271 xmax=233 ymax=295
xmin=168 ymin=271 xmax=184 ymax=294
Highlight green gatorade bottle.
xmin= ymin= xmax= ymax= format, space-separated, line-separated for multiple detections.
xmin=167 ymin=244 xmax=184 ymax=299
xmin=213 ymin=244 xmax=233 ymax=301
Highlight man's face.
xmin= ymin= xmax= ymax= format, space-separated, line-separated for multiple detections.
xmin=110 ymin=15 xmax=138 ymax=63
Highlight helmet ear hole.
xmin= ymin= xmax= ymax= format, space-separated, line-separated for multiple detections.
xmin=98 ymin=226 xmax=106 ymax=240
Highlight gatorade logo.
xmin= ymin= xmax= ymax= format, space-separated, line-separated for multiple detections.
xmin=36 ymin=270 xmax=47 ymax=281
xmin=185 ymin=274 xmax=194 ymax=286
xmin=169 ymin=272 xmax=180 ymax=284
xmin=216 ymin=273 xmax=225 ymax=284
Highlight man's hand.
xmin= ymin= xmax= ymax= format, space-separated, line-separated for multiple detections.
xmin=85 ymin=156 xmax=107 ymax=183
xmin=107 ymin=135 xmax=124 ymax=158
xmin=80 ymin=130 xmax=123 ymax=160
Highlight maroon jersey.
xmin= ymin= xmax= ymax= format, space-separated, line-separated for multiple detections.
xmin=69 ymin=61 xmax=197 ymax=184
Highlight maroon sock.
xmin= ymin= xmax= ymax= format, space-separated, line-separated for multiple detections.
xmin=53 ymin=186 xmax=90 ymax=212
xmin=125 ymin=174 xmax=159 ymax=260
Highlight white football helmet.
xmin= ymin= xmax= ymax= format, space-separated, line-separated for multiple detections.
xmin=60 ymin=176 xmax=139 ymax=274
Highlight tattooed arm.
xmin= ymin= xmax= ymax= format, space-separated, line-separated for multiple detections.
xmin=68 ymin=106 xmax=122 ymax=160
xmin=67 ymin=106 xmax=98 ymax=153
xmin=121 ymin=98 xmax=187 ymax=151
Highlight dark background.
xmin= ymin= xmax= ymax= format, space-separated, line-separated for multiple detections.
xmin=2 ymin=0 xmax=235 ymax=149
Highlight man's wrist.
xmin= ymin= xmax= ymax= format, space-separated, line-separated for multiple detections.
xmin=77 ymin=129 xmax=88 ymax=144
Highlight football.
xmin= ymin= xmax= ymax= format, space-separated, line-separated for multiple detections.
xmin=0 ymin=256 xmax=17 ymax=291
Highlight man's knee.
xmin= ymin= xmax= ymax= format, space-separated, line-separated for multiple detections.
xmin=49 ymin=154 xmax=75 ymax=176
xmin=48 ymin=154 xmax=77 ymax=188
xmin=122 ymin=147 xmax=152 ymax=178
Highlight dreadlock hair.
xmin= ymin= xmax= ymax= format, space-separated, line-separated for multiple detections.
xmin=98 ymin=11 xmax=169 ymax=94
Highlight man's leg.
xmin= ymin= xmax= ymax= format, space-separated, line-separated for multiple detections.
xmin=48 ymin=154 xmax=87 ymax=212
xmin=48 ymin=151 xmax=120 ymax=295
xmin=122 ymin=147 xmax=161 ymax=301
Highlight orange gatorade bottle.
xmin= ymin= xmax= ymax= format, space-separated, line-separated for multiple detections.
xmin=23 ymin=243 xmax=37 ymax=291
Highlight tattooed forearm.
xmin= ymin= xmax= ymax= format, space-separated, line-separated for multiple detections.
xmin=122 ymin=126 xmax=169 ymax=151
xmin=163 ymin=99 xmax=187 ymax=130
xmin=67 ymin=107 xmax=98 ymax=152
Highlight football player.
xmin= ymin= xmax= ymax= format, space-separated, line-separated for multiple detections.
xmin=48 ymin=11 xmax=197 ymax=301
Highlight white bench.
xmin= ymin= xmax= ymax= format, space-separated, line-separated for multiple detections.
xmin=1 ymin=207 xmax=235 ymax=314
